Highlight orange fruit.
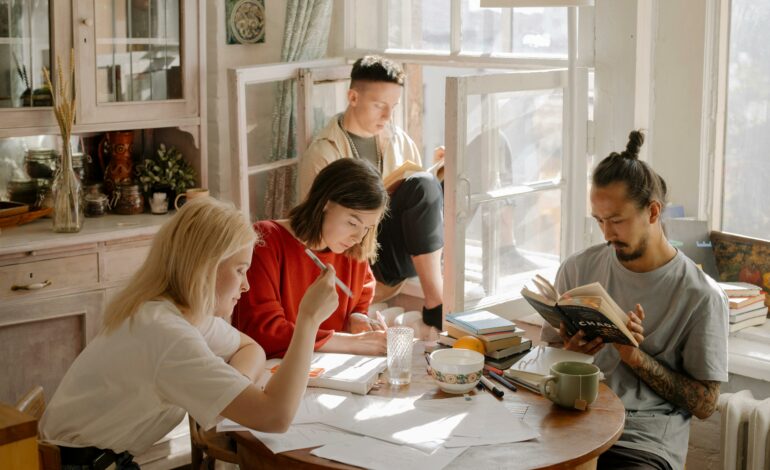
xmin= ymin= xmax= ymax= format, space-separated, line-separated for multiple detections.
xmin=453 ymin=335 xmax=485 ymax=355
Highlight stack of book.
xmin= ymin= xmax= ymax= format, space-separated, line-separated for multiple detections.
xmin=438 ymin=310 xmax=532 ymax=369
xmin=720 ymin=282 xmax=768 ymax=333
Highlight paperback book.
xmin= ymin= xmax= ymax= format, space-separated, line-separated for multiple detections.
xmin=521 ymin=275 xmax=638 ymax=346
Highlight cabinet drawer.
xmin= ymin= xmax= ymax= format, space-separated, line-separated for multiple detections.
xmin=101 ymin=245 xmax=150 ymax=283
xmin=0 ymin=254 xmax=98 ymax=300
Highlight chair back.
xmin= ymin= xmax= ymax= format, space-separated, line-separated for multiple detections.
xmin=15 ymin=386 xmax=61 ymax=470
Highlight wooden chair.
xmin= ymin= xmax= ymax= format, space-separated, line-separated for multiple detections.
xmin=189 ymin=415 xmax=238 ymax=470
xmin=15 ymin=386 xmax=61 ymax=470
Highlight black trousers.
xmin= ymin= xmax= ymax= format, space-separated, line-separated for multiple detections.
xmin=372 ymin=172 xmax=444 ymax=286
xmin=597 ymin=445 xmax=673 ymax=470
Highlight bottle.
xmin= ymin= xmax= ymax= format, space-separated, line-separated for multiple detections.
xmin=113 ymin=183 xmax=144 ymax=215
xmin=51 ymin=145 xmax=84 ymax=233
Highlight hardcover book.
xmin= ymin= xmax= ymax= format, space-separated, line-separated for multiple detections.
xmin=719 ymin=281 xmax=763 ymax=298
xmin=446 ymin=310 xmax=518 ymax=335
xmin=521 ymin=275 xmax=639 ymax=347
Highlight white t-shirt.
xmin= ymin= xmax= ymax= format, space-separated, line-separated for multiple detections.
xmin=40 ymin=300 xmax=252 ymax=455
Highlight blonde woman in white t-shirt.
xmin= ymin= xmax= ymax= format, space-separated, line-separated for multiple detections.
xmin=41 ymin=197 xmax=339 ymax=469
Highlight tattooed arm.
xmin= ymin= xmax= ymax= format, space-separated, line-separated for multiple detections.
xmin=614 ymin=303 xmax=720 ymax=419
xmin=624 ymin=349 xmax=720 ymax=419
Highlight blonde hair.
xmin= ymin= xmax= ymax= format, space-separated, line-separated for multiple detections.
xmin=103 ymin=197 xmax=257 ymax=332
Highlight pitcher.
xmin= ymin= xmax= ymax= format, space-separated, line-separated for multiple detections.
xmin=100 ymin=131 xmax=134 ymax=195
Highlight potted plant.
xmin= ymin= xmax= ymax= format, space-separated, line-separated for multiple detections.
xmin=135 ymin=143 xmax=196 ymax=211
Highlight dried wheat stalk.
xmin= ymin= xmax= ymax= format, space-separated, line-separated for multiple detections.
xmin=43 ymin=50 xmax=81 ymax=231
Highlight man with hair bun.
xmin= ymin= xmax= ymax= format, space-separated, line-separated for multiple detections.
xmin=299 ymin=55 xmax=444 ymax=332
xmin=542 ymin=130 xmax=728 ymax=470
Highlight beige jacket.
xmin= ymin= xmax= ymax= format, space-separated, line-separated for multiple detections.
xmin=298 ymin=113 xmax=422 ymax=200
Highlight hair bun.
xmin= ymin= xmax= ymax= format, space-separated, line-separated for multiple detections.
xmin=624 ymin=130 xmax=645 ymax=158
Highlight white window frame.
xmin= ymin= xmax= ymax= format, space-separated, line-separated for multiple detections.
xmin=342 ymin=2 xmax=593 ymax=316
xmin=227 ymin=58 xmax=345 ymax=217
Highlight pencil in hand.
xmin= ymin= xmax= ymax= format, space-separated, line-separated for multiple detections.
xmin=304 ymin=248 xmax=353 ymax=297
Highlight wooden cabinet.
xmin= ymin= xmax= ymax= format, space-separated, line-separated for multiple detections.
xmin=0 ymin=214 xmax=165 ymax=406
xmin=0 ymin=0 xmax=207 ymax=170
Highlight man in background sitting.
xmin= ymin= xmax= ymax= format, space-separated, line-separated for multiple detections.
xmin=543 ymin=130 xmax=728 ymax=470
xmin=299 ymin=55 xmax=444 ymax=331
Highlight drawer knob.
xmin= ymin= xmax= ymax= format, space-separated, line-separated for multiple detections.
xmin=11 ymin=280 xmax=52 ymax=291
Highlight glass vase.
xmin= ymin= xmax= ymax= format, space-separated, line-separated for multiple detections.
xmin=52 ymin=144 xmax=84 ymax=233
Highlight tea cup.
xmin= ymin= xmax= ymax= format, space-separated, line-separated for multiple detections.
xmin=174 ymin=188 xmax=209 ymax=209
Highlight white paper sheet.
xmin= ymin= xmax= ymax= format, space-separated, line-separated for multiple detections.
xmin=248 ymin=423 xmax=350 ymax=454
xmin=322 ymin=395 xmax=457 ymax=453
xmin=216 ymin=389 xmax=358 ymax=432
xmin=413 ymin=394 xmax=540 ymax=444
xmin=310 ymin=435 xmax=468 ymax=470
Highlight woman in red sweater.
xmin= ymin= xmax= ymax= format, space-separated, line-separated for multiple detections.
xmin=233 ymin=159 xmax=389 ymax=358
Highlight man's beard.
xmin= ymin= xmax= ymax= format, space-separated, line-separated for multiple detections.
xmin=608 ymin=237 xmax=647 ymax=262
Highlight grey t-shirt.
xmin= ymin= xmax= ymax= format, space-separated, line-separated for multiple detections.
xmin=347 ymin=132 xmax=380 ymax=171
xmin=542 ymin=244 xmax=728 ymax=469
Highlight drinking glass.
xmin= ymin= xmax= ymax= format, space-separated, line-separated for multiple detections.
xmin=387 ymin=326 xmax=414 ymax=385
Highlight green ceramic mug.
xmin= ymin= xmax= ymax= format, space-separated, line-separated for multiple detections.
xmin=539 ymin=361 xmax=600 ymax=411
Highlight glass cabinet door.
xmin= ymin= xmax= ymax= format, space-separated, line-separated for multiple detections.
xmin=74 ymin=0 xmax=198 ymax=125
xmin=0 ymin=0 xmax=49 ymax=109
xmin=0 ymin=0 xmax=64 ymax=130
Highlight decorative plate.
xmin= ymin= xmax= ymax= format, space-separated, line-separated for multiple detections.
xmin=228 ymin=0 xmax=265 ymax=44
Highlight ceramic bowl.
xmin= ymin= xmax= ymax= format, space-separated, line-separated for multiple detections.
xmin=427 ymin=348 xmax=484 ymax=394
xmin=394 ymin=310 xmax=422 ymax=329
xmin=379 ymin=306 xmax=405 ymax=327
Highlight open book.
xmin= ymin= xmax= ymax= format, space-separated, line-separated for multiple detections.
xmin=382 ymin=159 xmax=444 ymax=191
xmin=521 ymin=275 xmax=639 ymax=347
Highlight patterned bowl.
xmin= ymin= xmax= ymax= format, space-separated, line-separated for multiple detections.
xmin=427 ymin=348 xmax=484 ymax=394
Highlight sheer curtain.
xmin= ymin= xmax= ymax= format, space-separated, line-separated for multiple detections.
xmin=265 ymin=0 xmax=333 ymax=219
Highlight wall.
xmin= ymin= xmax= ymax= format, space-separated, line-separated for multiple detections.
xmin=649 ymin=0 xmax=707 ymax=217
xmin=206 ymin=0 xmax=286 ymax=200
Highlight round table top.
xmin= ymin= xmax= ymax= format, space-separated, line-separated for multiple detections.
xmin=231 ymin=345 xmax=625 ymax=470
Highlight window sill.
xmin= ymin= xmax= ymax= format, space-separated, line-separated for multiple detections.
xmin=728 ymin=322 xmax=770 ymax=383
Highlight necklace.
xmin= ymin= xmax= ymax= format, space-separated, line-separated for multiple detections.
xmin=338 ymin=115 xmax=383 ymax=174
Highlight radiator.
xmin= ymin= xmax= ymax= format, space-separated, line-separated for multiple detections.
xmin=719 ymin=390 xmax=770 ymax=470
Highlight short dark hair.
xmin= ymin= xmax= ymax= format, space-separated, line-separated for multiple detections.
xmin=592 ymin=130 xmax=668 ymax=209
xmin=289 ymin=159 xmax=389 ymax=262
xmin=350 ymin=55 xmax=405 ymax=87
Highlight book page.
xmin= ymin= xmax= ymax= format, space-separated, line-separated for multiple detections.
xmin=382 ymin=160 xmax=424 ymax=189
xmin=562 ymin=282 xmax=628 ymax=327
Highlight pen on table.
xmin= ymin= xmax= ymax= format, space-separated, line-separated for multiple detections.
xmin=304 ymin=248 xmax=353 ymax=297
xmin=488 ymin=370 xmax=517 ymax=392
xmin=479 ymin=375 xmax=505 ymax=399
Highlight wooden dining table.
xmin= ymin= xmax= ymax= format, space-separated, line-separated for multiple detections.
xmin=228 ymin=339 xmax=625 ymax=470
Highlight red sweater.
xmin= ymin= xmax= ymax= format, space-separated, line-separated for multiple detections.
xmin=233 ymin=220 xmax=375 ymax=358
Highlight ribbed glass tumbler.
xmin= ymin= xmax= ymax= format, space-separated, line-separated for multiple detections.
xmin=387 ymin=326 xmax=414 ymax=385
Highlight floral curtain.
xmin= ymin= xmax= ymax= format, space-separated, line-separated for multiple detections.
xmin=265 ymin=0 xmax=333 ymax=219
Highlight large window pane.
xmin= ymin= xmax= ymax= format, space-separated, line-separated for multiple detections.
xmin=0 ymin=0 xmax=50 ymax=108
xmin=723 ymin=1 xmax=770 ymax=238
xmin=310 ymin=79 xmax=349 ymax=138
xmin=387 ymin=0 xmax=449 ymax=51
xmin=248 ymin=167 xmax=297 ymax=223
xmin=245 ymin=79 xmax=297 ymax=166
xmin=464 ymin=189 xmax=561 ymax=306
xmin=461 ymin=2 xmax=566 ymax=57
xmin=465 ymin=88 xmax=563 ymax=195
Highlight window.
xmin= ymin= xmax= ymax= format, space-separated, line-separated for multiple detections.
xmin=344 ymin=1 xmax=592 ymax=313
xmin=722 ymin=1 xmax=770 ymax=239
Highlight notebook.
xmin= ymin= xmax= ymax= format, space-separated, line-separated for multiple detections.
xmin=267 ymin=353 xmax=387 ymax=395
xmin=504 ymin=345 xmax=594 ymax=390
